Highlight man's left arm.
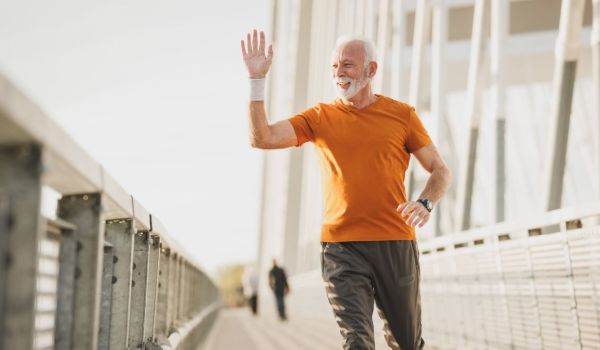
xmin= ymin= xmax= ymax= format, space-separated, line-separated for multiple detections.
xmin=397 ymin=144 xmax=452 ymax=228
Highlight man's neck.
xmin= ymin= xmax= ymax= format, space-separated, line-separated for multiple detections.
xmin=342 ymin=85 xmax=377 ymax=109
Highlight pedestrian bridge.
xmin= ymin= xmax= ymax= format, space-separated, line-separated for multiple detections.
xmin=1 ymin=61 xmax=600 ymax=350
xmin=1 ymin=63 xmax=598 ymax=350
xmin=2 ymin=0 xmax=600 ymax=345
xmin=204 ymin=197 xmax=600 ymax=350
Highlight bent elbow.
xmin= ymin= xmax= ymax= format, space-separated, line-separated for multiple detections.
xmin=250 ymin=138 xmax=267 ymax=149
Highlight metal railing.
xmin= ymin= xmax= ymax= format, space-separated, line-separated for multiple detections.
xmin=419 ymin=203 xmax=600 ymax=350
xmin=0 ymin=73 xmax=220 ymax=350
xmin=284 ymin=204 xmax=600 ymax=350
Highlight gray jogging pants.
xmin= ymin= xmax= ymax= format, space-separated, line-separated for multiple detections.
xmin=321 ymin=241 xmax=425 ymax=350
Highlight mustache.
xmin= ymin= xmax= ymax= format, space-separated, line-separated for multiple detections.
xmin=334 ymin=77 xmax=353 ymax=84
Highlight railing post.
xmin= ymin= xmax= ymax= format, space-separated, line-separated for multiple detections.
xmin=178 ymin=258 xmax=185 ymax=322
xmin=98 ymin=243 xmax=114 ymax=350
xmin=155 ymin=246 xmax=170 ymax=336
xmin=166 ymin=252 xmax=177 ymax=333
xmin=192 ymin=269 xmax=199 ymax=316
xmin=54 ymin=222 xmax=77 ymax=350
xmin=0 ymin=144 xmax=43 ymax=350
xmin=0 ymin=192 xmax=8 ymax=346
xmin=144 ymin=234 xmax=161 ymax=343
xmin=105 ymin=218 xmax=135 ymax=349
xmin=182 ymin=262 xmax=189 ymax=319
xmin=57 ymin=192 xmax=104 ymax=350
xmin=172 ymin=254 xmax=181 ymax=328
xmin=128 ymin=230 xmax=150 ymax=347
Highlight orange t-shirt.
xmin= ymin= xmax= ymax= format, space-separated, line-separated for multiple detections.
xmin=288 ymin=95 xmax=432 ymax=242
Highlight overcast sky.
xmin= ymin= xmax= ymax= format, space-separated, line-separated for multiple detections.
xmin=0 ymin=0 xmax=269 ymax=275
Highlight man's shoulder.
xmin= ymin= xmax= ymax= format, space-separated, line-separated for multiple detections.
xmin=377 ymin=95 xmax=414 ymax=112
xmin=311 ymin=100 xmax=342 ymax=111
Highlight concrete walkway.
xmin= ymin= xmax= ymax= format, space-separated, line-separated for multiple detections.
xmin=200 ymin=307 xmax=391 ymax=350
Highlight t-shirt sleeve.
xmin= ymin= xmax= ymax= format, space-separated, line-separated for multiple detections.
xmin=287 ymin=105 xmax=320 ymax=147
xmin=407 ymin=107 xmax=433 ymax=153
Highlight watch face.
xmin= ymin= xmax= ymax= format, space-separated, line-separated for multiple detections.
xmin=419 ymin=199 xmax=432 ymax=211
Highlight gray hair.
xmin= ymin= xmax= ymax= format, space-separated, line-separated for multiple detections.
xmin=333 ymin=35 xmax=377 ymax=67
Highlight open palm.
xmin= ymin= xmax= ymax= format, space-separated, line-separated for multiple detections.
xmin=241 ymin=30 xmax=273 ymax=79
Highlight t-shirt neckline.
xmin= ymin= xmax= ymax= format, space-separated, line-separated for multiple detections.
xmin=334 ymin=94 xmax=384 ymax=112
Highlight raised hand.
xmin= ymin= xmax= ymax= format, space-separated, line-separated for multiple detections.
xmin=241 ymin=29 xmax=273 ymax=79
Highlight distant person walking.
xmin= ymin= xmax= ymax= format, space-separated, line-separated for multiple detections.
xmin=268 ymin=259 xmax=289 ymax=321
xmin=241 ymin=30 xmax=451 ymax=349
xmin=242 ymin=265 xmax=259 ymax=315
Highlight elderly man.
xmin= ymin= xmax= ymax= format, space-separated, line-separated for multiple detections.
xmin=241 ymin=30 xmax=451 ymax=350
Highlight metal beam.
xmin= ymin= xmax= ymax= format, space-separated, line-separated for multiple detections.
xmin=128 ymin=231 xmax=150 ymax=348
xmin=144 ymin=235 xmax=161 ymax=342
xmin=105 ymin=219 xmax=135 ymax=349
xmin=409 ymin=0 xmax=431 ymax=108
xmin=0 ymin=192 xmax=8 ymax=346
xmin=166 ymin=253 xmax=178 ymax=333
xmin=407 ymin=0 xmax=432 ymax=199
xmin=155 ymin=247 xmax=170 ymax=336
xmin=177 ymin=259 xmax=185 ymax=322
xmin=457 ymin=0 xmax=489 ymax=230
xmin=543 ymin=0 xmax=586 ymax=211
xmin=54 ymin=222 xmax=77 ymax=350
xmin=172 ymin=255 xmax=181 ymax=328
xmin=490 ymin=0 xmax=509 ymax=222
xmin=431 ymin=0 xmax=448 ymax=236
xmin=0 ymin=144 xmax=43 ymax=350
xmin=375 ymin=0 xmax=391 ymax=94
xmin=364 ymin=0 xmax=376 ymax=39
xmin=283 ymin=0 xmax=313 ymax=275
xmin=593 ymin=0 xmax=600 ymax=198
xmin=58 ymin=192 xmax=105 ymax=350
xmin=390 ymin=0 xmax=406 ymax=100
xmin=98 ymin=243 xmax=114 ymax=350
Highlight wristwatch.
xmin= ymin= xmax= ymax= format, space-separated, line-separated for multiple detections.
xmin=417 ymin=198 xmax=433 ymax=212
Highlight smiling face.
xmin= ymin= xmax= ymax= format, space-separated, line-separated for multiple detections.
xmin=331 ymin=40 xmax=372 ymax=101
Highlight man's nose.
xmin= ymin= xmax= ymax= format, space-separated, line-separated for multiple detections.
xmin=334 ymin=65 xmax=344 ymax=77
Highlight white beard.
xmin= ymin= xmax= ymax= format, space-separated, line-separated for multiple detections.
xmin=333 ymin=75 xmax=370 ymax=101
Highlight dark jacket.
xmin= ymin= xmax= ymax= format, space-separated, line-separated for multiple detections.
xmin=269 ymin=265 xmax=289 ymax=296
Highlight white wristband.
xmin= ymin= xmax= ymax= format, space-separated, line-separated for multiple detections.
xmin=249 ymin=78 xmax=266 ymax=101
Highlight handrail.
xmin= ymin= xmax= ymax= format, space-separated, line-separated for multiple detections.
xmin=0 ymin=72 xmax=205 ymax=274
xmin=419 ymin=200 xmax=600 ymax=253
xmin=0 ymin=72 xmax=220 ymax=349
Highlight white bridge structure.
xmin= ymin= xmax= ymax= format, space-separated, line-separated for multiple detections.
xmin=252 ymin=0 xmax=600 ymax=349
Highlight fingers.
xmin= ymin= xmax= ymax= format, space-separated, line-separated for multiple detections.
xmin=397 ymin=201 xmax=430 ymax=228
xmin=252 ymin=29 xmax=258 ymax=54
xmin=259 ymin=31 xmax=265 ymax=54
xmin=396 ymin=202 xmax=408 ymax=212
xmin=243 ymin=30 xmax=270 ymax=57
xmin=399 ymin=201 xmax=419 ymax=217
xmin=407 ymin=209 xmax=429 ymax=227
xmin=240 ymin=40 xmax=247 ymax=57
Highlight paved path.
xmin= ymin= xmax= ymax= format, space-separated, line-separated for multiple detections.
xmin=200 ymin=307 xmax=392 ymax=350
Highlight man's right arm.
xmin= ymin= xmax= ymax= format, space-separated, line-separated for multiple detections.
xmin=242 ymin=30 xmax=297 ymax=150
xmin=248 ymin=101 xmax=297 ymax=149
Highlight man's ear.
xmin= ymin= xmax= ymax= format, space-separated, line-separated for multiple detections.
xmin=368 ymin=61 xmax=378 ymax=78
